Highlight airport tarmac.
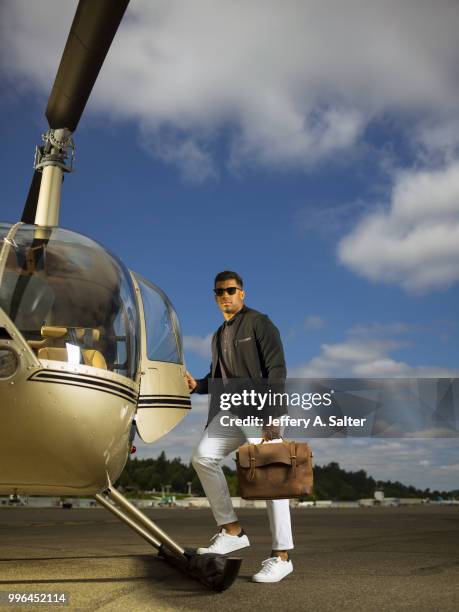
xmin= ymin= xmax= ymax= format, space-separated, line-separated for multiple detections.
xmin=0 ymin=505 xmax=458 ymax=611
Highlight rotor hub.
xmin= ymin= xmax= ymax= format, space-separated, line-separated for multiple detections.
xmin=34 ymin=128 xmax=75 ymax=173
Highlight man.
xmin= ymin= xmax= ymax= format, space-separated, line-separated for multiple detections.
xmin=186 ymin=271 xmax=293 ymax=583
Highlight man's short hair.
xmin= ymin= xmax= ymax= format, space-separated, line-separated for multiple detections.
xmin=214 ymin=270 xmax=243 ymax=288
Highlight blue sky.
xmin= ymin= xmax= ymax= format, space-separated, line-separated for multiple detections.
xmin=1 ymin=0 xmax=458 ymax=490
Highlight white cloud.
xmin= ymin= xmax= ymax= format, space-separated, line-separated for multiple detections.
xmin=348 ymin=322 xmax=411 ymax=337
xmin=295 ymin=200 xmax=368 ymax=237
xmin=2 ymin=0 xmax=459 ymax=178
xmin=416 ymin=119 xmax=459 ymax=165
xmin=304 ymin=315 xmax=325 ymax=330
xmin=310 ymin=438 xmax=459 ymax=490
xmin=290 ymin=328 xmax=459 ymax=378
xmin=183 ymin=333 xmax=212 ymax=359
xmin=139 ymin=126 xmax=218 ymax=183
xmin=439 ymin=464 xmax=459 ymax=472
xmin=338 ymin=160 xmax=459 ymax=292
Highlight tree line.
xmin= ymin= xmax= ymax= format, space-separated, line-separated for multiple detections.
xmin=118 ymin=453 xmax=455 ymax=501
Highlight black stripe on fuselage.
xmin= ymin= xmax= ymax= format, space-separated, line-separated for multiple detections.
xmin=139 ymin=397 xmax=190 ymax=405
xmin=138 ymin=396 xmax=191 ymax=409
xmin=139 ymin=395 xmax=190 ymax=400
xmin=28 ymin=370 xmax=138 ymax=403
xmin=138 ymin=404 xmax=192 ymax=410
xmin=138 ymin=394 xmax=191 ymax=409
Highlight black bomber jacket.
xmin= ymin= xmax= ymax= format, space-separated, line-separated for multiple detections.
xmin=194 ymin=305 xmax=287 ymax=394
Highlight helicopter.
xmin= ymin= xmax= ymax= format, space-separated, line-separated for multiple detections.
xmin=0 ymin=0 xmax=240 ymax=591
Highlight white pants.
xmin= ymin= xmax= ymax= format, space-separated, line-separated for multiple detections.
xmin=191 ymin=415 xmax=294 ymax=551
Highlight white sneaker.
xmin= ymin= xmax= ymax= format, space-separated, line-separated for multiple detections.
xmin=197 ymin=528 xmax=250 ymax=555
xmin=252 ymin=556 xmax=293 ymax=583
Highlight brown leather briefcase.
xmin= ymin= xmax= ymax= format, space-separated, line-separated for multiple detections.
xmin=236 ymin=440 xmax=313 ymax=500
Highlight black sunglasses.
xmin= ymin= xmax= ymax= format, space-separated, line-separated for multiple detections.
xmin=213 ymin=286 xmax=241 ymax=296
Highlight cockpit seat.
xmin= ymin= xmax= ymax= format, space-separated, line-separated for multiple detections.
xmin=82 ymin=350 xmax=107 ymax=370
xmin=38 ymin=347 xmax=107 ymax=370
xmin=41 ymin=326 xmax=68 ymax=338
xmin=38 ymin=347 xmax=68 ymax=361
xmin=27 ymin=326 xmax=68 ymax=350
xmin=40 ymin=326 xmax=101 ymax=344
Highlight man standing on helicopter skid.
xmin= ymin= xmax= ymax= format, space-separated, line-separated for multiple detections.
xmin=185 ymin=271 xmax=294 ymax=583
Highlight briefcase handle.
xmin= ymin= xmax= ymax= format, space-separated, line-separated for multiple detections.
xmin=260 ymin=436 xmax=283 ymax=443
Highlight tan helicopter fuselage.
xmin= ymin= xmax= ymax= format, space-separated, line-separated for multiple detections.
xmin=0 ymin=313 xmax=190 ymax=497
xmin=0 ymin=328 xmax=136 ymax=496
xmin=0 ymin=224 xmax=190 ymax=497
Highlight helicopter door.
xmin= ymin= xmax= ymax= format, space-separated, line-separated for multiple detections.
xmin=131 ymin=273 xmax=190 ymax=443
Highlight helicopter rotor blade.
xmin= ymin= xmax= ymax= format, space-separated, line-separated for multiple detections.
xmin=21 ymin=170 xmax=43 ymax=224
xmin=46 ymin=0 xmax=130 ymax=132
xmin=22 ymin=0 xmax=129 ymax=223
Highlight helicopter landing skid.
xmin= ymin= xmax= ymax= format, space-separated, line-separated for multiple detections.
xmin=157 ymin=544 xmax=241 ymax=592
xmin=94 ymin=484 xmax=241 ymax=592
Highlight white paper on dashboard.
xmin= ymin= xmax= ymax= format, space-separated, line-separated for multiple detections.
xmin=66 ymin=343 xmax=81 ymax=364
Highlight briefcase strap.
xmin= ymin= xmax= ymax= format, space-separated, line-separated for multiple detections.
xmin=248 ymin=444 xmax=256 ymax=480
xmin=246 ymin=441 xmax=298 ymax=480
xmin=290 ymin=441 xmax=297 ymax=478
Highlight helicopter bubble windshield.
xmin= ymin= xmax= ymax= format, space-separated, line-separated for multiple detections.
xmin=0 ymin=224 xmax=139 ymax=380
